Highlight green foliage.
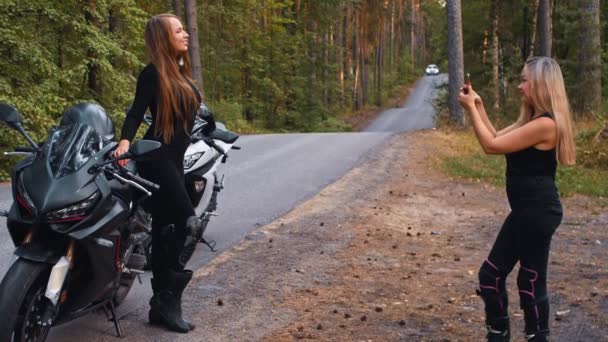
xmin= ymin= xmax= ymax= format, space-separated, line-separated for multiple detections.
xmin=442 ymin=152 xmax=505 ymax=188
xmin=575 ymin=123 xmax=608 ymax=171
xmin=440 ymin=125 xmax=608 ymax=199
xmin=442 ymin=150 xmax=608 ymax=198
xmin=199 ymin=0 xmax=422 ymax=133
xmin=0 ymin=0 xmax=148 ymax=180
xmin=209 ymin=100 xmax=263 ymax=134
xmin=556 ymin=164 xmax=608 ymax=197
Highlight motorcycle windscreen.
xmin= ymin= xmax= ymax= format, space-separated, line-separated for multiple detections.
xmin=47 ymin=123 xmax=107 ymax=178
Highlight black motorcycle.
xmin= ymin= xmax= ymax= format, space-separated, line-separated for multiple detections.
xmin=0 ymin=103 xmax=161 ymax=341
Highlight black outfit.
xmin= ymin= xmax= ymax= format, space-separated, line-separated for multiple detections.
xmin=477 ymin=113 xmax=562 ymax=342
xmin=121 ymin=64 xmax=201 ymax=332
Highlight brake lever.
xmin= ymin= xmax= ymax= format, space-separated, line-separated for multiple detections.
xmin=111 ymin=172 xmax=152 ymax=197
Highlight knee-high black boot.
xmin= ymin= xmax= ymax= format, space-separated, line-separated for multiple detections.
xmin=478 ymin=261 xmax=511 ymax=342
xmin=149 ymin=222 xmax=195 ymax=332
xmin=518 ymin=267 xmax=550 ymax=342
xmin=521 ymin=297 xmax=550 ymax=342
xmin=149 ymin=269 xmax=195 ymax=332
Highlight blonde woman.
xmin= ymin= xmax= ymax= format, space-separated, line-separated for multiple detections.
xmin=458 ymin=57 xmax=575 ymax=342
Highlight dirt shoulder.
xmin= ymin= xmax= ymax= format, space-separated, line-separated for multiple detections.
xmin=114 ymin=130 xmax=607 ymax=341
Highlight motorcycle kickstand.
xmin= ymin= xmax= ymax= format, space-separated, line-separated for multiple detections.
xmin=103 ymin=301 xmax=123 ymax=337
xmin=200 ymin=238 xmax=217 ymax=252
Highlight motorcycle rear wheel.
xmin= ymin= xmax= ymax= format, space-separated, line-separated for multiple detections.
xmin=0 ymin=259 xmax=53 ymax=342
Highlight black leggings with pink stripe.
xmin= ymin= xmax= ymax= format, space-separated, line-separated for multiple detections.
xmin=478 ymin=176 xmax=563 ymax=336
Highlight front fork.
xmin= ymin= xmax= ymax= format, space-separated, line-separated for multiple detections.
xmin=44 ymin=241 xmax=75 ymax=306
xmin=37 ymin=240 xmax=75 ymax=327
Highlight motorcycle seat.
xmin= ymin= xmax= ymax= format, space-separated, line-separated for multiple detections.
xmin=209 ymin=129 xmax=238 ymax=144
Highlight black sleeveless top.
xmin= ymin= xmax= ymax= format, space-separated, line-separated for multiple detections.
xmin=505 ymin=113 xmax=557 ymax=179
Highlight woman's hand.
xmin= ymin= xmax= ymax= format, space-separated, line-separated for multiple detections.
xmin=458 ymin=85 xmax=482 ymax=111
xmin=113 ymin=139 xmax=131 ymax=166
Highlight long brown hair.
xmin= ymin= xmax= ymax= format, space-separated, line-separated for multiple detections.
xmin=514 ymin=57 xmax=576 ymax=165
xmin=145 ymin=14 xmax=200 ymax=144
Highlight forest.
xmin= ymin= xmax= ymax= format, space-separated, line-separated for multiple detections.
xmin=0 ymin=0 xmax=606 ymax=179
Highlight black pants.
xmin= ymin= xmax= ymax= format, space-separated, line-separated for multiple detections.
xmin=478 ymin=176 xmax=562 ymax=335
xmin=138 ymin=141 xmax=195 ymax=286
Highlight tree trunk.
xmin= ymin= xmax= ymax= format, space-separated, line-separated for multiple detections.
xmin=490 ymin=0 xmax=500 ymax=109
xmin=173 ymin=0 xmax=183 ymax=18
xmin=376 ymin=14 xmax=385 ymax=106
xmin=389 ymin=0 xmax=395 ymax=88
xmin=361 ymin=16 xmax=369 ymax=107
xmin=335 ymin=14 xmax=344 ymax=107
xmin=85 ymin=0 xmax=101 ymax=97
xmin=323 ymin=31 xmax=329 ymax=107
xmin=353 ymin=7 xmax=360 ymax=110
xmin=538 ymin=0 xmax=551 ymax=56
xmin=416 ymin=0 xmax=425 ymax=64
xmin=410 ymin=0 xmax=415 ymax=66
xmin=446 ymin=0 xmax=465 ymax=126
xmin=575 ymin=0 xmax=602 ymax=115
xmin=185 ymin=0 xmax=204 ymax=92
xmin=528 ymin=0 xmax=539 ymax=58
xmin=343 ymin=4 xmax=350 ymax=107
xmin=483 ymin=30 xmax=488 ymax=64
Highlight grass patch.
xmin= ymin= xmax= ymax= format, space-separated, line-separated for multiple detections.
xmin=433 ymin=125 xmax=608 ymax=199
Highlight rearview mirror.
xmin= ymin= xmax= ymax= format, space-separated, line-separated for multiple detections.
xmin=129 ymin=140 xmax=162 ymax=158
xmin=0 ymin=103 xmax=40 ymax=150
xmin=0 ymin=103 xmax=23 ymax=130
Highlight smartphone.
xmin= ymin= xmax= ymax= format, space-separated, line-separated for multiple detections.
xmin=463 ymin=73 xmax=471 ymax=94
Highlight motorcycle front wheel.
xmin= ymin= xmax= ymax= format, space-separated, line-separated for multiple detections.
xmin=0 ymin=258 xmax=53 ymax=342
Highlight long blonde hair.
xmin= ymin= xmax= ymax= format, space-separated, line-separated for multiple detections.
xmin=145 ymin=14 xmax=200 ymax=144
xmin=514 ymin=57 xmax=576 ymax=165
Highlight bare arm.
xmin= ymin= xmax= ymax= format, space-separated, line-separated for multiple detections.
xmin=496 ymin=123 xmax=519 ymax=137
xmin=474 ymin=99 xmax=497 ymax=137
xmin=460 ymin=90 xmax=556 ymax=154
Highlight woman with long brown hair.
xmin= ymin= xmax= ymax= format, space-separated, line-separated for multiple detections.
xmin=114 ymin=14 xmax=202 ymax=333
xmin=459 ymin=57 xmax=575 ymax=342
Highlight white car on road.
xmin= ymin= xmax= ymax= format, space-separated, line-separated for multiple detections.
xmin=425 ymin=64 xmax=439 ymax=76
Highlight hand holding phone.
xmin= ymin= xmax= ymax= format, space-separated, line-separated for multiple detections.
xmin=463 ymin=73 xmax=471 ymax=94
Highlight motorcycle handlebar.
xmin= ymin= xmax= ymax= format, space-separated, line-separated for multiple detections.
xmin=104 ymin=164 xmax=160 ymax=192
xmin=204 ymin=138 xmax=226 ymax=155
xmin=118 ymin=167 xmax=160 ymax=191
xmin=111 ymin=172 xmax=152 ymax=197
xmin=126 ymin=172 xmax=160 ymax=191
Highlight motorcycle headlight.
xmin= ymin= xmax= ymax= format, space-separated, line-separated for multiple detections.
xmin=46 ymin=191 xmax=100 ymax=223
xmin=184 ymin=152 xmax=204 ymax=169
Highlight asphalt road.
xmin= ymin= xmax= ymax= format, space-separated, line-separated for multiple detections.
xmin=0 ymin=74 xmax=447 ymax=340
